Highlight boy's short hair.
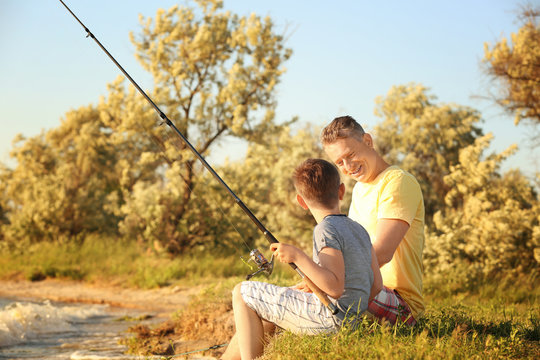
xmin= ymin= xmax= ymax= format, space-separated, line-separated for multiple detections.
xmin=320 ymin=115 xmax=365 ymax=146
xmin=293 ymin=158 xmax=341 ymax=208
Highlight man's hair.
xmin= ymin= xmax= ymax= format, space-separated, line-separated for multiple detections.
xmin=293 ymin=158 xmax=341 ymax=208
xmin=320 ymin=115 xmax=365 ymax=145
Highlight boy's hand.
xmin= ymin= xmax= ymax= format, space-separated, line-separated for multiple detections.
xmin=270 ymin=243 xmax=302 ymax=264
xmin=294 ymin=280 xmax=313 ymax=293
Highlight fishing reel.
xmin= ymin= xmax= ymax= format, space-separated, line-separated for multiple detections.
xmin=242 ymin=249 xmax=275 ymax=280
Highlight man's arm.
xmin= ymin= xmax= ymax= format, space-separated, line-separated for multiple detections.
xmin=369 ymin=246 xmax=383 ymax=301
xmin=373 ymin=218 xmax=409 ymax=267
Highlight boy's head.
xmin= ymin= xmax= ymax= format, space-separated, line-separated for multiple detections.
xmin=293 ymin=158 xmax=341 ymax=209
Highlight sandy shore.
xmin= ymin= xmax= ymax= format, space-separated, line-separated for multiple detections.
xmin=0 ymin=280 xmax=223 ymax=359
xmin=0 ymin=279 xmax=201 ymax=317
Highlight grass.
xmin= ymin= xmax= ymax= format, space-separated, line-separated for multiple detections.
xmin=1 ymin=238 xmax=538 ymax=359
xmin=262 ymin=302 xmax=539 ymax=359
xmin=123 ymin=272 xmax=539 ymax=359
xmin=0 ymin=235 xmax=296 ymax=288
xmin=259 ymin=272 xmax=539 ymax=360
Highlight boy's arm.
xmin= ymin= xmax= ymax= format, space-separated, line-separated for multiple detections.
xmin=271 ymin=243 xmax=345 ymax=299
xmin=369 ymin=245 xmax=383 ymax=301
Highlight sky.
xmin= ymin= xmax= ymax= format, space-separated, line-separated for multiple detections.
xmin=1 ymin=0 xmax=538 ymax=180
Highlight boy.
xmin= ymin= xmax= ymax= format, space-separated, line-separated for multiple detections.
xmin=222 ymin=158 xmax=382 ymax=360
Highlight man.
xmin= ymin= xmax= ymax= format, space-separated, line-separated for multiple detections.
xmin=321 ymin=115 xmax=425 ymax=325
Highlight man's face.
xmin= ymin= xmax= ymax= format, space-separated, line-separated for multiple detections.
xmin=324 ymin=134 xmax=379 ymax=183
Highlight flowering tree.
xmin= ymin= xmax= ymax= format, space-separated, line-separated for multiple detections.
xmin=483 ymin=5 xmax=540 ymax=128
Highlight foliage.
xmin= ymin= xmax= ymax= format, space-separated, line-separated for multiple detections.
xmin=0 ymin=107 xmax=122 ymax=248
xmin=0 ymin=0 xmax=292 ymax=253
xmin=0 ymin=0 xmax=538 ymax=283
xmin=115 ymin=0 xmax=292 ymax=252
xmin=483 ymin=4 xmax=540 ymax=127
xmin=373 ymin=83 xmax=483 ymax=221
xmin=211 ymin=125 xmax=326 ymax=253
xmin=371 ymin=83 xmax=539 ymax=281
xmin=424 ymin=133 xmax=540 ymax=281
xmin=116 ymin=123 xmax=325 ymax=257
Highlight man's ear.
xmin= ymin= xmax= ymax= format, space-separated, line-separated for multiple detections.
xmin=363 ymin=133 xmax=374 ymax=148
xmin=296 ymin=194 xmax=309 ymax=210
xmin=338 ymin=183 xmax=345 ymax=201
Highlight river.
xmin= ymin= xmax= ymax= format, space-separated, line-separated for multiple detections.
xmin=0 ymin=296 xmax=157 ymax=360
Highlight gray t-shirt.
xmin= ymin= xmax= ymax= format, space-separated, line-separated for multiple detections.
xmin=312 ymin=214 xmax=373 ymax=317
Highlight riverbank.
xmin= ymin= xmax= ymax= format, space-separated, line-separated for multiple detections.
xmin=2 ymin=276 xmax=538 ymax=359
xmin=0 ymin=279 xmax=227 ymax=359
xmin=0 ymin=279 xmax=201 ymax=318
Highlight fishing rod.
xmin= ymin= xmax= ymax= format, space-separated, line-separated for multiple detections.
xmin=58 ymin=0 xmax=338 ymax=315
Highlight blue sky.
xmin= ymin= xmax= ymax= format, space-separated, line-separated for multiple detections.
xmin=1 ymin=0 xmax=538 ymax=179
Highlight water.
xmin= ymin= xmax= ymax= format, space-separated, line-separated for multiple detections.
xmin=0 ymin=297 xmax=157 ymax=360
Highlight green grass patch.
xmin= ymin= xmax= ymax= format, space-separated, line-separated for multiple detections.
xmin=262 ymin=303 xmax=539 ymax=359
xmin=0 ymin=235 xmax=296 ymax=288
xmin=261 ymin=280 xmax=539 ymax=360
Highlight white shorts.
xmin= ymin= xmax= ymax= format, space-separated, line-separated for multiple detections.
xmin=240 ymin=281 xmax=340 ymax=335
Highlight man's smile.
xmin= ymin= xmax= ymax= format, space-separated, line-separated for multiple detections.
xmin=349 ymin=165 xmax=363 ymax=177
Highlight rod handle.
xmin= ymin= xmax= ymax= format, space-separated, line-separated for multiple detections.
xmin=300 ymin=272 xmax=339 ymax=315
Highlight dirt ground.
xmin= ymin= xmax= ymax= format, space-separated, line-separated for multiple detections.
xmin=0 ymin=279 xmax=201 ymax=318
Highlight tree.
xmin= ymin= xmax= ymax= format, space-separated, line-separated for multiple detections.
xmin=424 ymin=134 xmax=539 ymax=282
xmin=483 ymin=4 xmax=540 ymax=127
xmin=0 ymin=0 xmax=292 ymax=253
xmin=0 ymin=106 xmax=122 ymax=248
xmin=117 ymin=124 xmax=325 ymax=255
xmin=0 ymin=164 xmax=12 ymax=246
xmin=219 ymin=125 xmax=325 ymax=252
xmin=117 ymin=0 xmax=292 ymax=252
xmin=372 ymin=83 xmax=483 ymax=220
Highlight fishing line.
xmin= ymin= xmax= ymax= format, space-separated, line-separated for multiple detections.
xmin=154 ymin=120 xmax=254 ymax=254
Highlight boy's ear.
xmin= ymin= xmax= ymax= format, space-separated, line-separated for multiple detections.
xmin=296 ymin=194 xmax=309 ymax=210
xmin=338 ymin=183 xmax=345 ymax=201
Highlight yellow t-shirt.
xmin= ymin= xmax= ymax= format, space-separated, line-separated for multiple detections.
xmin=348 ymin=165 xmax=425 ymax=319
